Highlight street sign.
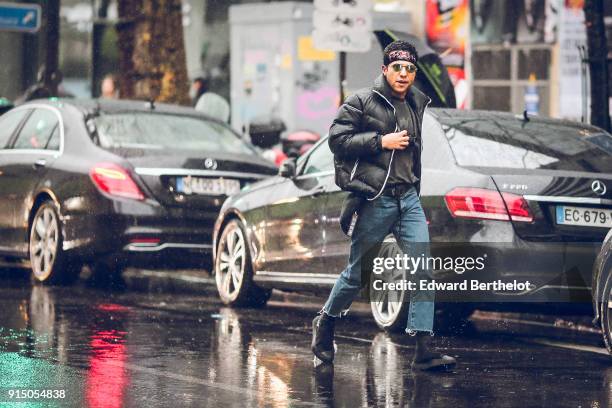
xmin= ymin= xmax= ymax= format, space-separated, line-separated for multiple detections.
xmin=312 ymin=29 xmax=372 ymax=53
xmin=314 ymin=0 xmax=372 ymax=13
xmin=0 ymin=2 xmax=41 ymax=33
xmin=314 ymin=0 xmax=372 ymax=102
xmin=313 ymin=10 xmax=372 ymax=32
xmin=313 ymin=0 xmax=372 ymax=53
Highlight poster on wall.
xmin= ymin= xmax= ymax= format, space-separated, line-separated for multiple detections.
xmin=557 ymin=0 xmax=587 ymax=121
xmin=425 ymin=0 xmax=469 ymax=109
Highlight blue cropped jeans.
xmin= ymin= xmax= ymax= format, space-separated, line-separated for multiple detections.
xmin=322 ymin=185 xmax=435 ymax=333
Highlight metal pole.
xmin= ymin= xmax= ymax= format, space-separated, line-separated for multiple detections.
xmin=578 ymin=45 xmax=588 ymax=123
xmin=339 ymin=51 xmax=346 ymax=103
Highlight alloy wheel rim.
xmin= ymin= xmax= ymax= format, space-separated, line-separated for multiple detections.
xmin=216 ymin=224 xmax=246 ymax=301
xmin=30 ymin=207 xmax=59 ymax=281
xmin=371 ymin=244 xmax=406 ymax=325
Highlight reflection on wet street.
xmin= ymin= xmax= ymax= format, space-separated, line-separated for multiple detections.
xmin=1 ymin=277 xmax=612 ymax=407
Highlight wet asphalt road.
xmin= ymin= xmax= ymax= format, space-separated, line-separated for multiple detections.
xmin=1 ymin=271 xmax=612 ymax=407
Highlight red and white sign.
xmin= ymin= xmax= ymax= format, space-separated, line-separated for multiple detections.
xmin=313 ymin=0 xmax=372 ymax=53
xmin=314 ymin=0 xmax=372 ymax=13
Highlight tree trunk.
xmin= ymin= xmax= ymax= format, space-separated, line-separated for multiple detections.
xmin=92 ymin=0 xmax=111 ymax=97
xmin=584 ymin=0 xmax=611 ymax=131
xmin=44 ymin=0 xmax=60 ymax=95
xmin=116 ymin=0 xmax=190 ymax=105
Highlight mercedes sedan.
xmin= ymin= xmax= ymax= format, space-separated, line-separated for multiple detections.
xmin=213 ymin=109 xmax=612 ymax=331
xmin=0 ymin=99 xmax=277 ymax=284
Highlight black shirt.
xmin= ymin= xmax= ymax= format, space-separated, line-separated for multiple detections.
xmin=387 ymin=95 xmax=420 ymax=187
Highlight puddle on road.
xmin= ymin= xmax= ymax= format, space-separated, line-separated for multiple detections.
xmin=0 ymin=284 xmax=611 ymax=407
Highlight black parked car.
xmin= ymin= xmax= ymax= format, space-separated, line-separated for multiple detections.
xmin=213 ymin=109 xmax=612 ymax=331
xmin=0 ymin=99 xmax=277 ymax=283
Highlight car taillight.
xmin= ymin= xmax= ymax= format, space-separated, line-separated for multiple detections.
xmin=501 ymin=192 xmax=534 ymax=222
xmin=90 ymin=163 xmax=145 ymax=201
xmin=445 ymin=187 xmax=533 ymax=223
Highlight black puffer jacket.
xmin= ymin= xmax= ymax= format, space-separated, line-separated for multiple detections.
xmin=329 ymin=74 xmax=431 ymax=199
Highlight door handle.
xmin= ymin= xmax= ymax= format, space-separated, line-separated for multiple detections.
xmin=33 ymin=159 xmax=47 ymax=169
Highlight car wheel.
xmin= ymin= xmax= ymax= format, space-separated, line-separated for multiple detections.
xmin=215 ymin=219 xmax=271 ymax=307
xmin=369 ymin=242 xmax=475 ymax=334
xmin=370 ymin=242 xmax=411 ymax=332
xmin=598 ymin=265 xmax=612 ymax=354
xmin=29 ymin=201 xmax=81 ymax=285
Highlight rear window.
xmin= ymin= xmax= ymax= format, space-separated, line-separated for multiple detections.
xmin=93 ymin=113 xmax=256 ymax=155
xmin=440 ymin=115 xmax=612 ymax=172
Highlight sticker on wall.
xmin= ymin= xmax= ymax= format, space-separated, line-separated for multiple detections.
xmin=298 ymin=36 xmax=336 ymax=61
xmin=280 ymin=54 xmax=293 ymax=70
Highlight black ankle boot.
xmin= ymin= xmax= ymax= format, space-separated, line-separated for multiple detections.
xmin=312 ymin=313 xmax=335 ymax=363
xmin=412 ymin=332 xmax=456 ymax=371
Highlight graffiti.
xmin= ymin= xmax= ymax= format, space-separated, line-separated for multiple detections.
xmin=296 ymin=62 xmax=328 ymax=91
xmin=297 ymin=86 xmax=339 ymax=121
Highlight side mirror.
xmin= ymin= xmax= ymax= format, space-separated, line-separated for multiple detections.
xmin=278 ymin=158 xmax=296 ymax=178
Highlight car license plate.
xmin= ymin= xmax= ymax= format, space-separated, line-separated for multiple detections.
xmin=176 ymin=177 xmax=240 ymax=196
xmin=556 ymin=205 xmax=612 ymax=228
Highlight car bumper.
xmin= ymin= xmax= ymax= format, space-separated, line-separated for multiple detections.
xmin=429 ymin=239 xmax=599 ymax=303
xmin=62 ymin=197 xmax=216 ymax=268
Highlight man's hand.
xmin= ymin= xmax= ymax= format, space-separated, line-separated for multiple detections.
xmin=381 ymin=130 xmax=410 ymax=150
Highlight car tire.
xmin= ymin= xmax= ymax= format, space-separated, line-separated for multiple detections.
xmin=215 ymin=219 xmax=271 ymax=307
xmin=598 ymin=265 xmax=612 ymax=355
xmin=369 ymin=242 xmax=476 ymax=334
xmin=29 ymin=200 xmax=81 ymax=285
xmin=369 ymin=241 xmax=411 ymax=333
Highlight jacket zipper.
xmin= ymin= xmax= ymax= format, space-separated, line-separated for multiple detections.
xmin=368 ymin=90 xmax=399 ymax=201
xmin=350 ymin=159 xmax=359 ymax=181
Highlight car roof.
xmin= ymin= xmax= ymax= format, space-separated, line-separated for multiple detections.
xmin=429 ymin=107 xmax=607 ymax=134
xmin=19 ymin=98 xmax=223 ymax=122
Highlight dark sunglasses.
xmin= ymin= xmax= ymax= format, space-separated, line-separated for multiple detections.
xmin=390 ymin=63 xmax=418 ymax=74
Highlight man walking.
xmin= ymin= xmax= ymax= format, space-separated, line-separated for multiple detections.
xmin=311 ymin=40 xmax=456 ymax=371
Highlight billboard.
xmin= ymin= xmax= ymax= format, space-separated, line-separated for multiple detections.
xmin=425 ymin=0 xmax=469 ymax=109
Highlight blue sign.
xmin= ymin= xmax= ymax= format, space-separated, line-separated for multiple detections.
xmin=0 ymin=2 xmax=41 ymax=33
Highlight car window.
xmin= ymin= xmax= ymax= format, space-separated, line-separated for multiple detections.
xmin=421 ymin=113 xmax=454 ymax=169
xmin=93 ymin=113 xmax=257 ymax=155
xmin=45 ymin=125 xmax=60 ymax=150
xmin=0 ymin=109 xmax=30 ymax=149
xmin=302 ymin=140 xmax=333 ymax=175
xmin=439 ymin=113 xmax=612 ymax=172
xmin=12 ymin=109 xmax=59 ymax=150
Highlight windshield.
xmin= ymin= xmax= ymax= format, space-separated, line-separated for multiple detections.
xmin=93 ymin=113 xmax=256 ymax=155
xmin=439 ymin=114 xmax=612 ymax=173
